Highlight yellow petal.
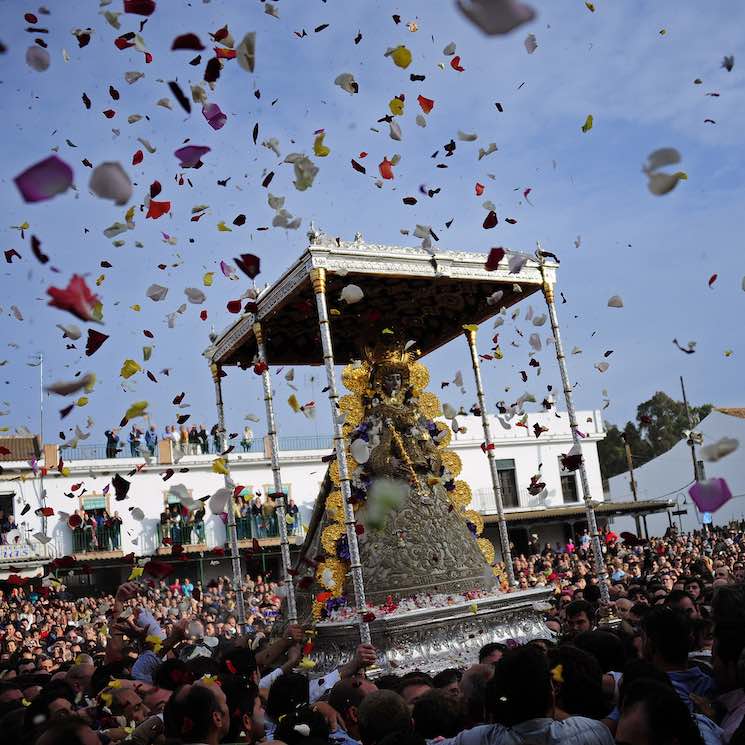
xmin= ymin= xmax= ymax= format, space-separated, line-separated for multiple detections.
xmin=674 ymin=171 xmax=688 ymax=180
xmin=124 ymin=400 xmax=148 ymax=420
xmin=96 ymin=274 xmax=106 ymax=286
xmin=203 ymin=271 xmax=214 ymax=287
xmin=462 ymin=324 xmax=478 ymax=332
xmin=581 ymin=114 xmax=593 ymax=132
xmin=217 ymin=221 xmax=232 ymax=232
xmin=125 ymin=205 xmax=136 ymax=225
xmin=330 ymin=308 xmax=341 ymax=316
xmin=120 ymin=359 xmax=141 ymax=379
xmin=313 ymin=132 xmax=330 ymax=157
xmin=128 ymin=567 xmax=144 ymax=580
xmin=551 ymin=664 xmax=564 ymax=683
xmin=585 ymin=2 xmax=595 ymax=10
xmin=84 ymin=374 xmax=96 ymax=392
xmin=212 ymin=457 xmax=229 ymax=475
xmin=143 ymin=346 xmax=152 ymax=361
xmin=60 ymin=467 xmax=70 ymax=476
xmin=299 ymin=656 xmax=316 ymax=670
xmin=469 ymin=602 xmax=478 ymax=614
xmin=92 ymin=301 xmax=104 ymax=323
xmin=389 ymin=97 xmax=404 ymax=116
xmin=130 ymin=304 xmax=141 ymax=312
xmin=76 ymin=396 xmax=88 ymax=407
xmin=288 ymin=394 xmax=300 ymax=412
xmin=390 ymin=45 xmax=412 ymax=69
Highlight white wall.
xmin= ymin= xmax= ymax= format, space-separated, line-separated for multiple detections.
xmin=608 ymin=411 xmax=745 ymax=536
xmin=3 ymin=410 xmax=605 ymax=559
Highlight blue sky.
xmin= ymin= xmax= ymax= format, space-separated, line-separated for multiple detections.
xmin=1 ymin=0 xmax=743 ymax=448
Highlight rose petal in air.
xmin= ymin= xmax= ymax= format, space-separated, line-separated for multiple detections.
xmin=89 ymin=162 xmax=132 ymax=205
xmin=174 ymin=145 xmax=210 ymax=168
xmin=146 ymin=284 xmax=169 ymax=302
xmin=172 ymin=33 xmax=205 ymax=50
xmin=234 ymin=254 xmax=261 ymax=279
xmin=47 ymin=275 xmax=100 ymax=322
xmin=340 ymin=284 xmax=364 ymax=304
xmin=184 ymin=287 xmax=206 ymax=304
xmin=607 ymin=295 xmax=623 ymax=308
xmin=26 ymin=45 xmax=50 ymax=71
xmin=202 ymin=103 xmax=227 ymax=130
xmin=456 ymin=0 xmax=536 ymax=36
xmin=14 ymin=156 xmax=74 ymax=203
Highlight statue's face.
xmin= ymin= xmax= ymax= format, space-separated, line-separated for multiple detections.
xmin=382 ymin=372 xmax=402 ymax=396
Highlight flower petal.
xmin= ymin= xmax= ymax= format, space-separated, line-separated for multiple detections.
xmin=15 ymin=156 xmax=73 ymax=203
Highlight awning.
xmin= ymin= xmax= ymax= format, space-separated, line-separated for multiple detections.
xmin=0 ymin=565 xmax=44 ymax=581
xmin=483 ymin=499 xmax=673 ymax=526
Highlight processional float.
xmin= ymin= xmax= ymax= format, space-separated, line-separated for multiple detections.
xmin=204 ymin=230 xmax=610 ymax=673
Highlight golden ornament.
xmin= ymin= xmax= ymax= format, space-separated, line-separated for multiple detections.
xmin=463 ymin=509 xmax=484 ymax=536
xmin=450 ymin=480 xmax=472 ymax=509
xmin=409 ymin=361 xmax=429 ymax=392
xmin=478 ymin=538 xmax=496 ymax=564
xmin=326 ymin=489 xmax=344 ymax=522
xmin=339 ymin=395 xmax=364 ymax=428
xmin=315 ymin=558 xmax=347 ymax=596
xmin=342 ymin=362 xmax=370 ymax=394
xmin=434 ymin=422 xmax=452 ymax=448
xmin=440 ymin=450 xmax=462 ymax=478
xmin=321 ymin=523 xmax=346 ymax=555
xmin=418 ymin=391 xmax=442 ymax=419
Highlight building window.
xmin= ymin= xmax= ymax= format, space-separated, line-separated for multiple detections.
xmin=496 ymin=460 xmax=519 ymax=508
xmin=558 ymin=458 xmax=580 ymax=503
xmin=80 ymin=494 xmax=108 ymax=514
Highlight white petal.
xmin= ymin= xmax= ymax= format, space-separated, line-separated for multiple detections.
xmin=389 ymin=121 xmax=402 ymax=141
xmin=184 ymin=287 xmax=206 ymax=304
xmin=456 ymin=0 xmax=536 ymax=36
xmin=645 ymin=147 xmax=681 ymax=172
xmin=443 ymin=402 xmax=457 ymax=419
xmin=647 ymin=171 xmax=683 ymax=196
xmin=529 ymin=333 xmax=542 ymax=351
xmin=334 ymin=72 xmax=358 ymax=94
xmin=340 ymin=284 xmax=364 ymax=304
xmin=524 ymin=33 xmax=538 ymax=54
xmin=607 ymin=295 xmax=624 ymax=308
xmin=702 ymin=437 xmax=739 ymax=462
xmin=26 ymin=46 xmax=50 ymax=72
xmin=594 ymin=361 xmax=610 ymax=373
xmin=443 ymin=42 xmax=457 ymax=55
xmin=350 ymin=438 xmax=370 ymax=464
xmin=146 ymin=284 xmax=169 ymax=302
xmin=89 ymin=162 xmax=133 ymax=205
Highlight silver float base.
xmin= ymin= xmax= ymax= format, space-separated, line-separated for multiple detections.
xmin=309 ymin=587 xmax=553 ymax=676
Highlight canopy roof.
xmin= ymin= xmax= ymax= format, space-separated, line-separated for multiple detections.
xmin=205 ymin=234 xmax=557 ymax=367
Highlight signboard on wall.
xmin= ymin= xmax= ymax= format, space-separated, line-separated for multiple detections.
xmin=0 ymin=543 xmax=37 ymax=562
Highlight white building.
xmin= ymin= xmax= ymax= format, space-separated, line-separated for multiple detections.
xmin=608 ymin=408 xmax=745 ymax=537
xmin=0 ymin=410 xmax=663 ymax=588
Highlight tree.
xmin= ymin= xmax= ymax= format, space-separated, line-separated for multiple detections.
xmin=597 ymin=391 xmax=712 ymax=481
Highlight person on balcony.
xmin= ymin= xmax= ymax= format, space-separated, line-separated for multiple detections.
xmin=188 ymin=426 xmax=200 ymax=455
xmin=179 ymin=425 xmax=189 ymax=455
xmin=144 ymin=426 xmax=158 ymax=456
xmin=286 ymin=498 xmax=301 ymax=536
xmin=241 ymin=426 xmax=254 ymax=452
xmin=110 ymin=510 xmax=122 ymax=550
xmin=104 ymin=428 xmax=120 ymax=458
xmin=262 ymin=496 xmax=277 ymax=537
xmin=198 ymin=424 xmax=209 ymax=454
xmin=191 ymin=508 xmax=206 ymax=544
xmin=128 ymin=426 xmax=142 ymax=457
xmin=250 ymin=495 xmax=264 ymax=538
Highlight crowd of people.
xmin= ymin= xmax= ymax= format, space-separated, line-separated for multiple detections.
xmin=103 ymin=425 xmax=249 ymax=460
xmin=0 ymin=523 xmax=744 ymax=744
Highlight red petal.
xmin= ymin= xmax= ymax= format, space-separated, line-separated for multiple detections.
xmin=200 ymin=310 xmax=208 ymax=321
xmin=124 ymin=1 xmax=156 ymax=16
xmin=47 ymin=274 xmax=99 ymax=322
xmin=234 ymin=253 xmax=261 ymax=279
xmin=379 ymin=158 xmax=394 ymax=180
xmin=475 ymin=182 xmax=485 ymax=196
xmin=103 ymin=109 xmax=116 ymax=119
xmin=147 ymin=200 xmax=171 ymax=219
xmin=417 ymin=95 xmax=435 ymax=113
xmin=227 ymin=300 xmax=242 ymax=313
xmin=150 ymin=180 xmax=162 ymax=198
xmin=708 ymin=273 xmax=718 ymax=287
xmin=450 ymin=56 xmax=465 ymax=72
xmin=483 ymin=211 xmax=498 ymax=229
xmin=172 ymin=33 xmax=205 ymax=51
xmin=214 ymin=47 xmax=237 ymax=59
xmin=485 ymin=247 xmax=506 ymax=271
xmin=86 ymin=329 xmax=109 ymax=356
xmin=132 ymin=149 xmax=144 ymax=165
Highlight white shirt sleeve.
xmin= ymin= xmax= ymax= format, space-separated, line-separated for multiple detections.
xmin=259 ymin=667 xmax=284 ymax=689
xmin=309 ymin=668 xmax=341 ymax=703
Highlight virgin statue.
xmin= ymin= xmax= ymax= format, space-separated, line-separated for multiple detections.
xmin=308 ymin=340 xmax=498 ymax=616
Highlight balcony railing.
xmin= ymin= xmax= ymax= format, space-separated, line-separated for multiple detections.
xmin=61 ymin=435 xmax=334 ymax=461
xmin=156 ymin=522 xmax=206 ymax=547
xmin=71 ymin=525 xmax=122 ymax=553
xmin=235 ymin=514 xmax=305 ymax=540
